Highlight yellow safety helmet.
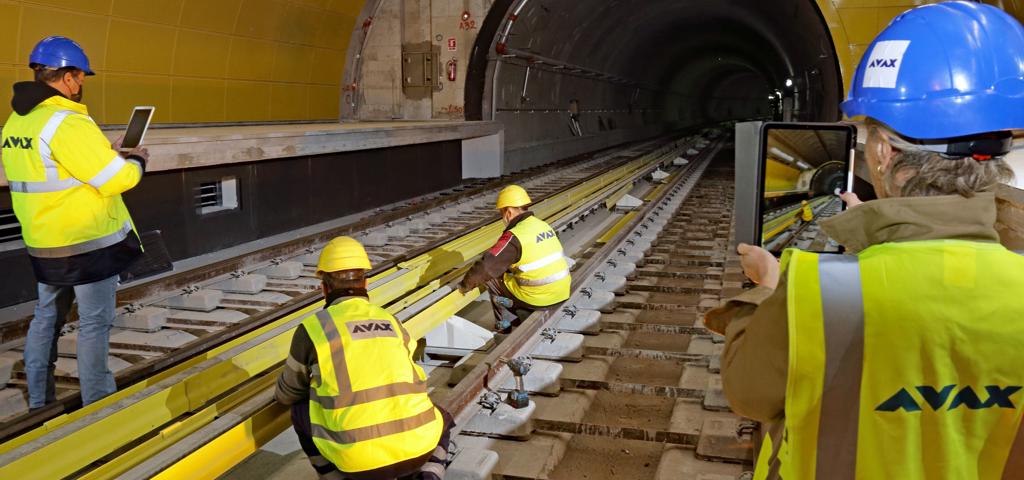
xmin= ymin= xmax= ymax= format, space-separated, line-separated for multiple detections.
xmin=496 ymin=185 xmax=531 ymax=210
xmin=316 ymin=236 xmax=372 ymax=275
xmin=801 ymin=200 xmax=809 ymax=206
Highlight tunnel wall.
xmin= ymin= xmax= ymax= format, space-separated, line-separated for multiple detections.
xmin=0 ymin=0 xmax=364 ymax=126
xmin=0 ymin=140 xmax=462 ymax=308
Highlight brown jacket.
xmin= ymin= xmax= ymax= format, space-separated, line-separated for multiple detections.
xmin=704 ymin=192 xmax=1003 ymax=422
xmin=460 ymin=212 xmax=532 ymax=291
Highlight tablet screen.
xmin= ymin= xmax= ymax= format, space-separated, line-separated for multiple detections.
xmin=757 ymin=123 xmax=855 ymax=255
xmin=122 ymin=106 xmax=154 ymax=149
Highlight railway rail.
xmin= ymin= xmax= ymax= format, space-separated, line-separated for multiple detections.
xmin=435 ymin=139 xmax=756 ymax=479
xmin=0 ymin=126 xmax=725 ymax=479
xmin=0 ymin=134 xmax=681 ymax=432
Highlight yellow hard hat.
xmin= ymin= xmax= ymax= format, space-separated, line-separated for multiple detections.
xmin=801 ymin=200 xmax=808 ymax=205
xmin=316 ymin=236 xmax=372 ymax=274
xmin=496 ymin=185 xmax=531 ymax=210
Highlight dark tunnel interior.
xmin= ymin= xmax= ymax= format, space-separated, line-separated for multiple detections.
xmin=467 ymin=0 xmax=843 ymax=127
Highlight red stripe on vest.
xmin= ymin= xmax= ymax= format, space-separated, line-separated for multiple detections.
xmin=490 ymin=231 xmax=514 ymax=256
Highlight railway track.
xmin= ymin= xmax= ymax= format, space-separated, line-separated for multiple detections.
xmin=436 ymin=140 xmax=757 ymax=479
xmin=0 ymin=134 xmax=683 ymax=431
xmin=0 ymin=126 xmax=724 ymax=479
xmin=764 ymin=196 xmax=843 ymax=252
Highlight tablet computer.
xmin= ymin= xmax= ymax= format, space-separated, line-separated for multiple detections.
xmin=754 ymin=122 xmax=856 ymax=255
xmin=121 ymin=106 xmax=155 ymax=149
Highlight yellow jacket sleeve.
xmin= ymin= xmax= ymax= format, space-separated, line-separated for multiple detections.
xmin=50 ymin=113 xmax=143 ymax=197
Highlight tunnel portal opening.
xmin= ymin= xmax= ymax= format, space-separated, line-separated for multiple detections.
xmin=466 ymin=0 xmax=843 ymax=128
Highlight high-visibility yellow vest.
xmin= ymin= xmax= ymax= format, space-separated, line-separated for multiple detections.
xmin=801 ymin=204 xmax=813 ymax=222
xmin=755 ymin=240 xmax=1024 ymax=480
xmin=503 ymin=215 xmax=571 ymax=307
xmin=1 ymin=95 xmax=141 ymax=258
xmin=302 ymin=297 xmax=443 ymax=473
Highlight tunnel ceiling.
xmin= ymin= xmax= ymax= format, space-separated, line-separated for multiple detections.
xmin=475 ymin=0 xmax=842 ymax=123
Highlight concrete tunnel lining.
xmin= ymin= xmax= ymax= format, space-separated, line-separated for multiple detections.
xmin=466 ymin=0 xmax=843 ymax=127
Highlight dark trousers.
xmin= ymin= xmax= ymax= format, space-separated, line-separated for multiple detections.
xmin=292 ymin=403 xmax=454 ymax=480
xmin=486 ymin=278 xmax=552 ymax=334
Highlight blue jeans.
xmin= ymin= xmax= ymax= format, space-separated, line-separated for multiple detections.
xmin=25 ymin=275 xmax=119 ymax=408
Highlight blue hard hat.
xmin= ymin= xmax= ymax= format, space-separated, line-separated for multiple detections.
xmin=841 ymin=1 xmax=1024 ymax=140
xmin=29 ymin=36 xmax=94 ymax=76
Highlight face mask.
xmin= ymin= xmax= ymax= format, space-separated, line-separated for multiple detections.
xmin=69 ymin=76 xmax=84 ymax=103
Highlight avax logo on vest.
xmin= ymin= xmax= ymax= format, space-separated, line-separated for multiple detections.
xmin=1 ymin=137 xmax=33 ymax=149
xmin=876 ymin=385 xmax=1022 ymax=412
xmin=535 ymin=230 xmax=556 ymax=243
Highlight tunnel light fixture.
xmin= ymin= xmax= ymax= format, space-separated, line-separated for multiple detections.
xmin=785 ymin=78 xmax=794 ymax=88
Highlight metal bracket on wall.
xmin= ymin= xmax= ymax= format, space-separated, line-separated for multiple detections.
xmin=402 ymin=45 xmax=441 ymax=94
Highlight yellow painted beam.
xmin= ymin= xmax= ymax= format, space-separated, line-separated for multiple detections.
xmin=151 ymin=401 xmax=291 ymax=480
xmin=0 ymin=142 xmax=681 ymax=479
xmin=597 ymin=212 xmax=638 ymax=245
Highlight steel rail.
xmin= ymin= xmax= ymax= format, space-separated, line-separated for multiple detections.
xmin=0 ymin=133 xmax=703 ymax=480
xmin=114 ymin=138 xmax=712 ymax=480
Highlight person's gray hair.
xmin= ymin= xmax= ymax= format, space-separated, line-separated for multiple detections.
xmin=871 ymin=122 xmax=1015 ymax=198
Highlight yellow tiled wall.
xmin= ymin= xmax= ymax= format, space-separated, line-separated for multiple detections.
xmin=0 ymin=0 xmax=366 ymax=126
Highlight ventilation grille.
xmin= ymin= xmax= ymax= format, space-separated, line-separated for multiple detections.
xmin=196 ymin=177 xmax=239 ymax=215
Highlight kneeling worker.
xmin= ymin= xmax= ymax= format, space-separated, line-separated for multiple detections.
xmin=275 ymin=236 xmax=451 ymax=480
xmin=459 ymin=185 xmax=571 ymax=333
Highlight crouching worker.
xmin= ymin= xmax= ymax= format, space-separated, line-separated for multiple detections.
xmin=459 ymin=185 xmax=571 ymax=334
xmin=275 ymin=236 xmax=453 ymax=480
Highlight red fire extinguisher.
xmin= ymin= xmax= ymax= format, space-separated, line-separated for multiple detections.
xmin=447 ymin=58 xmax=457 ymax=82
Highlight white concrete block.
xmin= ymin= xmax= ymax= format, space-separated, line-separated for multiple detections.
xmin=498 ymin=360 xmax=563 ymax=395
xmin=585 ymin=272 xmax=627 ymax=294
xmin=256 ymin=261 xmax=303 ymax=280
xmin=651 ymin=169 xmax=670 ymax=182
xmin=360 ymin=233 xmax=389 ymax=247
xmin=611 ymin=248 xmax=645 ymax=265
xmin=425 ymin=315 xmax=494 ymax=350
xmin=385 ymin=225 xmax=410 ymax=237
xmin=600 ymin=260 xmax=636 ymax=278
xmin=463 ymin=401 xmax=535 ymax=440
xmin=687 ymin=148 xmax=699 ymax=155
xmin=615 ymin=194 xmax=643 ymax=210
xmin=572 ymin=289 xmax=615 ymax=312
xmin=109 ymin=329 xmax=198 ymax=350
xmin=673 ymin=157 xmax=689 ymax=166
xmin=295 ymin=251 xmax=320 ymax=267
xmin=222 ymin=291 xmax=292 ymax=305
xmin=447 ymin=448 xmax=499 ymax=480
xmin=165 ymin=309 xmax=249 ymax=324
xmin=113 ymin=306 xmax=168 ymax=332
xmin=0 ymin=388 xmax=28 ymax=419
xmin=211 ymin=274 xmax=268 ymax=294
xmin=159 ymin=289 xmax=223 ymax=312
xmin=531 ymin=332 xmax=583 ymax=361
xmin=555 ymin=309 xmax=602 ymax=334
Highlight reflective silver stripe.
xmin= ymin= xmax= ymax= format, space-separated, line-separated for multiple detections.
xmin=814 ymin=254 xmax=864 ymax=480
xmin=311 ymin=381 xmax=427 ymax=409
xmin=87 ymin=154 xmax=128 ymax=189
xmin=7 ymin=110 xmax=84 ymax=193
xmin=311 ymin=406 xmax=437 ymax=444
xmin=515 ymin=268 xmax=569 ymax=286
xmin=8 ymin=177 xmax=83 ymax=193
xmin=25 ymin=221 xmax=132 ymax=258
xmin=38 ymin=110 xmax=75 ymax=182
xmin=516 ymin=251 xmax=565 ymax=272
xmin=310 ymin=309 xmax=426 ymax=410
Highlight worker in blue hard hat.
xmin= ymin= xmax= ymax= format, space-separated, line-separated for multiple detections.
xmin=705 ymin=3 xmax=1024 ymax=479
xmin=1 ymin=36 xmax=149 ymax=409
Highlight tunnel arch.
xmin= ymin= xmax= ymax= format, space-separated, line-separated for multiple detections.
xmin=466 ymin=0 xmax=844 ymax=126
